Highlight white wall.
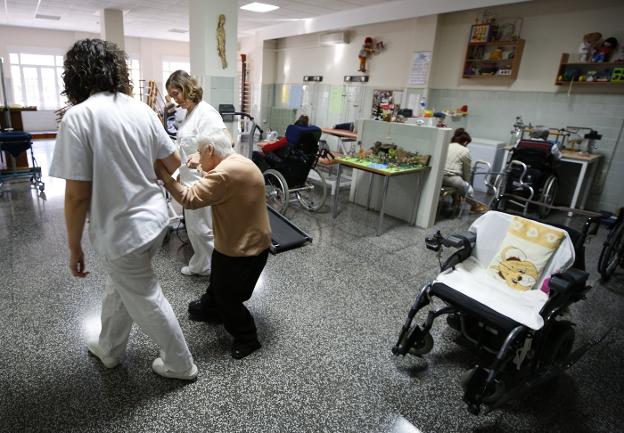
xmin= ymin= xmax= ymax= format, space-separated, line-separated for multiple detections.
xmin=274 ymin=16 xmax=438 ymax=88
xmin=429 ymin=0 xmax=624 ymax=92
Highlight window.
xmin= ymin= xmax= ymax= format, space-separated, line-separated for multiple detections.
xmin=127 ymin=58 xmax=141 ymax=99
xmin=9 ymin=53 xmax=65 ymax=109
xmin=162 ymin=59 xmax=191 ymax=90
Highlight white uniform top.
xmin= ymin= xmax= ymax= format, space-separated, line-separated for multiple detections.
xmin=176 ymin=100 xmax=226 ymax=186
xmin=49 ymin=92 xmax=177 ymax=260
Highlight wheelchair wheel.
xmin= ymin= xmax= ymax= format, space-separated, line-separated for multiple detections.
xmin=264 ymin=169 xmax=289 ymax=213
xmin=597 ymin=221 xmax=624 ymax=282
xmin=461 ymin=367 xmax=506 ymax=404
xmin=542 ymin=321 xmax=575 ymax=368
xmin=408 ymin=332 xmax=434 ymax=356
xmin=537 ymin=175 xmax=558 ymax=218
xmin=296 ymin=167 xmax=327 ymax=211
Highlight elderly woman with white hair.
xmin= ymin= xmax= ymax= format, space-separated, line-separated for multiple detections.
xmin=155 ymin=128 xmax=272 ymax=360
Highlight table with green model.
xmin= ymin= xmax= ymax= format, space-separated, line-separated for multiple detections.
xmin=331 ymin=156 xmax=429 ymax=235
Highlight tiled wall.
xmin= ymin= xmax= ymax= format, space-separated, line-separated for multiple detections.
xmin=430 ymin=89 xmax=624 ymax=213
xmin=265 ymin=83 xmax=428 ymax=134
xmin=262 ymin=84 xmax=623 ymax=212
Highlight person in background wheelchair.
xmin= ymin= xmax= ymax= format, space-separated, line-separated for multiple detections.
xmin=393 ymin=211 xmax=599 ymax=415
xmin=251 ymin=116 xmax=326 ymax=212
xmin=251 ymin=115 xmax=314 ymax=173
xmin=443 ymin=128 xmax=489 ymax=214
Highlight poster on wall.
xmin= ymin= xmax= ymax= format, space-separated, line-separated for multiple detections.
xmin=371 ymin=89 xmax=398 ymax=120
xmin=408 ymin=51 xmax=432 ymax=86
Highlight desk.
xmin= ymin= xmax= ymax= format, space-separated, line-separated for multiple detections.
xmin=321 ymin=128 xmax=358 ymax=140
xmin=560 ymin=150 xmax=602 ymax=217
xmin=332 ymin=156 xmax=428 ymax=235
xmin=322 ymin=128 xmax=358 ymax=155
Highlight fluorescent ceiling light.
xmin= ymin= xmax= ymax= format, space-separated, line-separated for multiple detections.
xmin=35 ymin=14 xmax=61 ymax=20
xmin=240 ymin=2 xmax=279 ymax=13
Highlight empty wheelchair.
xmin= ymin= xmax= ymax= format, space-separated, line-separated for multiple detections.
xmin=392 ymin=211 xmax=599 ymax=415
xmin=253 ymin=124 xmax=329 ymax=213
xmin=490 ymin=140 xmax=559 ymax=218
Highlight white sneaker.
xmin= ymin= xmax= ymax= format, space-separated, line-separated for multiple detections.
xmin=87 ymin=342 xmax=120 ymax=369
xmin=151 ymin=357 xmax=198 ymax=381
xmin=180 ymin=266 xmax=210 ymax=276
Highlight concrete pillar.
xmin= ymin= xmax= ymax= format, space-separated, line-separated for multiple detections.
xmin=188 ymin=0 xmax=238 ymax=113
xmin=100 ymin=9 xmax=125 ymax=50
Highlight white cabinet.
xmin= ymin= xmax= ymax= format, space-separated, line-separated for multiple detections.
xmin=468 ymin=138 xmax=507 ymax=192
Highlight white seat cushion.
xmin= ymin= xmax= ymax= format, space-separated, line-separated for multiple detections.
xmin=434 ymin=211 xmax=575 ymax=330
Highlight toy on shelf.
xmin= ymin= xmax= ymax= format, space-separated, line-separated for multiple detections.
xmin=592 ymin=37 xmax=618 ymax=63
xmin=488 ymin=47 xmax=504 ymax=60
xmin=578 ymin=32 xmax=602 ymax=62
xmin=611 ymin=67 xmax=624 ymax=82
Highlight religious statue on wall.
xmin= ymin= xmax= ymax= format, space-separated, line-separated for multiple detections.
xmin=217 ymin=14 xmax=227 ymax=69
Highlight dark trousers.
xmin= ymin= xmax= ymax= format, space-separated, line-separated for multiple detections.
xmin=201 ymin=248 xmax=269 ymax=343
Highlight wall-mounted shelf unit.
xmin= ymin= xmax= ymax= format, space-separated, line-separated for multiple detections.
xmin=555 ymin=53 xmax=624 ymax=85
xmin=462 ymin=39 xmax=524 ymax=80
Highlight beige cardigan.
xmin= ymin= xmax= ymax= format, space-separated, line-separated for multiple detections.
xmin=165 ymin=153 xmax=271 ymax=257
xmin=444 ymin=141 xmax=472 ymax=181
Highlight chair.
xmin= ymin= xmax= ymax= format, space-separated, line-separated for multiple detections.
xmin=393 ymin=211 xmax=594 ymax=414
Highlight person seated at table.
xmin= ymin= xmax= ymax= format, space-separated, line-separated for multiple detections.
xmin=443 ymin=128 xmax=489 ymax=214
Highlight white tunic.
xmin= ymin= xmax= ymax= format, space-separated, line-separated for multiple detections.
xmin=49 ymin=92 xmax=176 ymax=260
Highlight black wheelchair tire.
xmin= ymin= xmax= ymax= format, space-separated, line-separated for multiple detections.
xmin=598 ymin=221 xmax=624 ymax=282
xmin=264 ymin=169 xmax=289 ymax=214
xmin=541 ymin=321 xmax=575 ymax=368
xmin=538 ymin=175 xmax=558 ymax=219
xmin=296 ymin=167 xmax=327 ymax=212
xmin=408 ymin=332 xmax=434 ymax=356
xmin=461 ymin=367 xmax=506 ymax=404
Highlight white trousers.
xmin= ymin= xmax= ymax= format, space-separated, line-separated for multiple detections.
xmin=98 ymin=230 xmax=194 ymax=372
xmin=185 ymin=205 xmax=214 ymax=274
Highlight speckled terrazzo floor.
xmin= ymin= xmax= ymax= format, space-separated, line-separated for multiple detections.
xmin=1 ymin=140 xmax=623 ymax=433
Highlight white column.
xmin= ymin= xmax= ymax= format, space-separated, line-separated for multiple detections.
xmin=100 ymin=9 xmax=125 ymax=50
xmin=189 ymin=0 xmax=238 ymax=113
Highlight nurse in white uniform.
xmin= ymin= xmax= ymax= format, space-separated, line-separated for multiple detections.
xmin=166 ymin=70 xmax=226 ymax=276
xmin=50 ymin=39 xmax=197 ymax=380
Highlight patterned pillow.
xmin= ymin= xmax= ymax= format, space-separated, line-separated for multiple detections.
xmin=488 ymin=216 xmax=565 ymax=291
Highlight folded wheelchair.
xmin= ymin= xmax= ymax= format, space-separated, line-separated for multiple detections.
xmin=392 ymin=211 xmax=602 ymax=415
xmin=488 ymin=139 xmax=559 ymax=218
xmin=252 ymin=124 xmax=330 ymax=213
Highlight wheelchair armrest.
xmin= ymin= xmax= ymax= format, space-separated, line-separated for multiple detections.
xmin=541 ymin=268 xmax=590 ymax=320
xmin=548 ymin=268 xmax=590 ymax=303
xmin=426 ymin=231 xmax=476 ymax=272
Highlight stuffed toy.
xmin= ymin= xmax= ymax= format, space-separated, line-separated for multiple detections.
xmin=593 ymin=37 xmax=618 ymax=63
xmin=358 ymin=36 xmax=383 ymax=72
xmin=578 ymin=32 xmax=602 ymax=62
xmin=488 ymin=47 xmax=504 ymax=60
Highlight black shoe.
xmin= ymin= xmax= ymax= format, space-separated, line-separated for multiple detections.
xmin=188 ymin=299 xmax=223 ymax=323
xmin=231 ymin=340 xmax=261 ymax=360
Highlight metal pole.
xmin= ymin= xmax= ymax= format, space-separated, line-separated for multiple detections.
xmin=0 ymin=57 xmax=12 ymax=130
